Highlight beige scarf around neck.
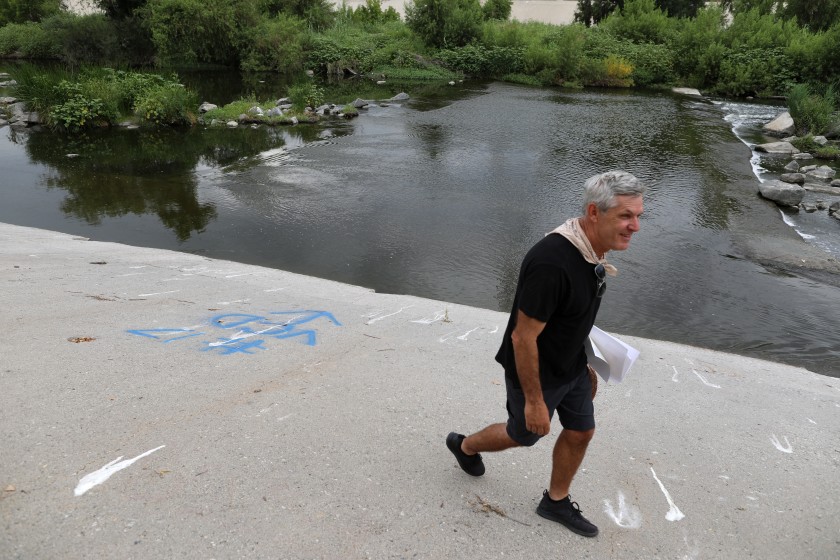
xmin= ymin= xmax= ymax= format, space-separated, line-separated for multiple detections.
xmin=548 ymin=217 xmax=618 ymax=277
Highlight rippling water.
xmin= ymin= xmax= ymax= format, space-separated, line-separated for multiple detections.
xmin=1 ymin=81 xmax=838 ymax=376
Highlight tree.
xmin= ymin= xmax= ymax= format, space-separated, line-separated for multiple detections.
xmin=405 ymin=0 xmax=483 ymax=48
xmin=781 ymin=0 xmax=840 ymax=32
xmin=482 ymin=0 xmax=511 ymax=20
xmin=655 ymin=0 xmax=705 ymax=18
xmin=574 ymin=0 xmax=623 ymax=27
xmin=0 ymin=0 xmax=60 ymax=24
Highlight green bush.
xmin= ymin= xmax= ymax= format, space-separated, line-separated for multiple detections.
xmin=287 ymin=81 xmax=324 ymax=109
xmin=239 ymin=13 xmax=306 ymax=72
xmin=670 ymin=5 xmax=726 ymax=86
xmin=134 ymin=83 xmax=198 ymax=125
xmin=259 ymin=0 xmax=336 ymax=30
xmin=436 ymin=44 xmax=523 ymax=76
xmin=600 ymin=0 xmax=677 ymax=45
xmin=713 ymin=47 xmax=797 ymax=96
xmin=0 ymin=21 xmax=58 ymax=58
xmin=405 ymin=0 xmax=483 ymax=48
xmin=49 ymin=92 xmax=114 ymax=131
xmin=787 ymin=23 xmax=840 ymax=85
xmin=144 ymin=0 xmax=243 ymax=66
xmin=41 ymin=13 xmax=121 ymax=66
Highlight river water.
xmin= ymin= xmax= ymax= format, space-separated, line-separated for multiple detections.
xmin=1 ymin=80 xmax=838 ymax=377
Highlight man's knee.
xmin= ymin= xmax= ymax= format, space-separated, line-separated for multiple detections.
xmin=562 ymin=428 xmax=595 ymax=447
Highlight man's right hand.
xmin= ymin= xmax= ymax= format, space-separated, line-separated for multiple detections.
xmin=524 ymin=399 xmax=551 ymax=436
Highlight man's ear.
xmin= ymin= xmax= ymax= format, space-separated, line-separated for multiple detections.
xmin=585 ymin=203 xmax=599 ymax=221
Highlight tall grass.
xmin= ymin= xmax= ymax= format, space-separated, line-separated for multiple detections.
xmin=787 ymin=82 xmax=839 ymax=135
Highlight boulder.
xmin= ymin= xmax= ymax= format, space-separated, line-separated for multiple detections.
xmin=198 ymin=102 xmax=218 ymax=113
xmin=780 ymin=173 xmax=806 ymax=185
xmin=248 ymin=106 xmax=264 ymax=116
xmin=813 ymin=135 xmax=828 ymax=146
xmin=389 ymin=92 xmax=410 ymax=101
xmin=832 ymin=179 xmax=840 ymax=188
xmin=758 ymin=180 xmax=805 ymax=207
xmin=801 ymin=203 xmax=818 ymax=213
xmin=754 ymin=141 xmax=798 ymax=154
xmin=672 ymin=87 xmax=702 ymax=97
xmin=830 ymin=201 xmax=840 ymax=216
xmin=351 ymin=98 xmax=368 ymax=109
xmin=267 ymin=107 xmax=283 ymax=117
xmin=763 ymin=111 xmax=795 ymax=136
xmin=226 ymin=120 xmax=238 ymax=128
xmin=784 ymin=160 xmax=800 ymax=172
xmin=793 ymin=152 xmax=814 ymax=160
xmin=807 ymin=166 xmax=837 ymax=180
xmin=801 ymin=165 xmax=817 ymax=173
xmin=0 ymin=96 xmax=16 ymax=104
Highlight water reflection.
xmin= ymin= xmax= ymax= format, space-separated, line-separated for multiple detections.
xmin=21 ymin=124 xmax=344 ymax=241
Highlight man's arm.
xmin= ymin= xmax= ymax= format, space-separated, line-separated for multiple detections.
xmin=511 ymin=309 xmax=551 ymax=436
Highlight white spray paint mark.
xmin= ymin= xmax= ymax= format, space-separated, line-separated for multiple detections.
xmin=137 ymin=290 xmax=179 ymax=297
xmin=603 ymin=491 xmax=642 ymax=528
xmin=672 ymin=366 xmax=680 ymax=382
xmin=438 ymin=330 xmax=460 ymax=343
xmin=277 ymin=413 xmax=293 ymax=422
xmin=456 ymin=327 xmax=480 ymax=341
xmin=769 ymin=434 xmax=793 ymax=453
xmin=74 ymin=445 xmax=165 ymax=497
xmin=117 ymin=272 xmax=152 ymax=277
xmin=411 ymin=311 xmax=446 ymax=324
xmin=129 ymin=266 xmax=147 ymax=269
xmin=209 ymin=321 xmax=299 ymax=347
xmin=650 ymin=467 xmax=685 ymax=521
xmin=693 ymin=369 xmax=721 ymax=389
xmin=719 ymin=475 xmax=730 ymax=480
xmin=216 ymin=299 xmax=251 ymax=306
xmin=489 ymin=325 xmax=499 ymax=334
xmin=161 ymin=277 xmax=182 ymax=282
xmin=263 ymin=288 xmax=285 ymax=293
xmin=225 ymin=272 xmax=254 ymax=278
xmin=366 ymin=306 xmax=413 ymax=325
xmin=807 ymin=418 xmax=816 ymax=425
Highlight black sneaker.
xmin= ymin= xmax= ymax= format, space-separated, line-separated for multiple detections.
xmin=446 ymin=432 xmax=485 ymax=476
xmin=536 ymin=491 xmax=599 ymax=537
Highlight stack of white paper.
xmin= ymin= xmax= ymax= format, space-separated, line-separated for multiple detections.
xmin=584 ymin=326 xmax=640 ymax=383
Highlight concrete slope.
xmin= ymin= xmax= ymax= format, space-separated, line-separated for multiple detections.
xmin=1 ymin=223 xmax=838 ymax=559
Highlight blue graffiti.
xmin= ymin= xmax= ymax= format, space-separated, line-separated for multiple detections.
xmin=128 ymin=310 xmax=341 ymax=355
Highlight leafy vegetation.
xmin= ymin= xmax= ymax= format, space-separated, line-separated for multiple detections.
xmin=2 ymin=0 xmax=840 ymax=135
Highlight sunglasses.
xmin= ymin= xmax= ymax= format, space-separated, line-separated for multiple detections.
xmin=594 ymin=263 xmax=607 ymax=298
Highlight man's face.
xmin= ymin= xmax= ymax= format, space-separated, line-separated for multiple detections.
xmin=592 ymin=195 xmax=644 ymax=254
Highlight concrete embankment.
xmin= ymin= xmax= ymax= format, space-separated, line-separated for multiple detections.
xmin=1 ymin=222 xmax=838 ymax=559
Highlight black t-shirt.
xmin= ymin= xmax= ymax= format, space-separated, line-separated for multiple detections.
xmin=495 ymin=234 xmax=602 ymax=388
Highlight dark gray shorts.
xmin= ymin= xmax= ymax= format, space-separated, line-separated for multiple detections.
xmin=505 ymin=372 xmax=595 ymax=446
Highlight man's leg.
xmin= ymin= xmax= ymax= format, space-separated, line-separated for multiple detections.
xmin=548 ymin=428 xmax=594 ymax=500
xmin=462 ymin=423 xmax=520 ymax=455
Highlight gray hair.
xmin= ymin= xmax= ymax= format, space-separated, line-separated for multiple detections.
xmin=581 ymin=170 xmax=646 ymax=214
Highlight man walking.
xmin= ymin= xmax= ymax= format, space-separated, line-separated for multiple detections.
xmin=446 ymin=171 xmax=645 ymax=537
